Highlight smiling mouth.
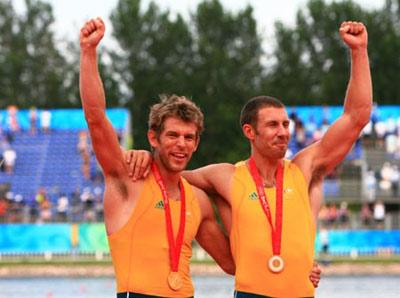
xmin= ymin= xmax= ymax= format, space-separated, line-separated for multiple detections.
xmin=171 ymin=153 xmax=187 ymax=160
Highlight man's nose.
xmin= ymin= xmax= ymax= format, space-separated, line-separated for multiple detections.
xmin=176 ymin=136 xmax=185 ymax=146
xmin=277 ymin=125 xmax=288 ymax=136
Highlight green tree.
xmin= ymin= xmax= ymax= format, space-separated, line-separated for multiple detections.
xmin=0 ymin=0 xmax=70 ymax=108
xmin=262 ymin=0 xmax=370 ymax=105
xmin=110 ymin=0 xmax=195 ymax=151
xmin=64 ymin=40 xmax=123 ymax=107
xmin=110 ymin=0 xmax=264 ymax=167
xmin=0 ymin=0 xmax=16 ymax=106
xmin=367 ymin=0 xmax=400 ymax=104
xmin=190 ymin=0 xmax=263 ymax=166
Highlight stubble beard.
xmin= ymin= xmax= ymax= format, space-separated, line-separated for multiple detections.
xmin=159 ymin=153 xmax=188 ymax=174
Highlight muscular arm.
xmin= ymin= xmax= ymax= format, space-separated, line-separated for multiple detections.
xmin=294 ymin=22 xmax=372 ymax=184
xmin=79 ymin=18 xmax=125 ymax=177
xmin=194 ymin=188 xmax=235 ymax=275
xmin=182 ymin=163 xmax=235 ymax=202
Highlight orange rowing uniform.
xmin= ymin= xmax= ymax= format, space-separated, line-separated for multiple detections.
xmin=108 ymin=173 xmax=201 ymax=297
xmin=230 ymin=160 xmax=315 ymax=297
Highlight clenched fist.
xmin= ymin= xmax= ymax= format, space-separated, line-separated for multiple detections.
xmin=339 ymin=21 xmax=368 ymax=50
xmin=80 ymin=17 xmax=105 ymax=49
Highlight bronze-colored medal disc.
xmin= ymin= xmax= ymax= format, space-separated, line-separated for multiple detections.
xmin=168 ymin=271 xmax=183 ymax=291
xmin=268 ymin=255 xmax=284 ymax=273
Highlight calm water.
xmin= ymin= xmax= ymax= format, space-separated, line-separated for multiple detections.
xmin=0 ymin=275 xmax=399 ymax=298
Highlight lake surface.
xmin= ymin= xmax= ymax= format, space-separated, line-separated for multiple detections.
xmin=0 ymin=275 xmax=399 ymax=297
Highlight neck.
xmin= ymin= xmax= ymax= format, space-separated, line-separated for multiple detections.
xmin=250 ymin=152 xmax=282 ymax=186
xmin=153 ymin=156 xmax=181 ymax=193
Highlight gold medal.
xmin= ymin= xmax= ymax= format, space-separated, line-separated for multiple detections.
xmin=268 ymin=255 xmax=284 ymax=273
xmin=152 ymin=162 xmax=186 ymax=292
xmin=248 ymin=158 xmax=285 ymax=275
xmin=168 ymin=271 xmax=183 ymax=291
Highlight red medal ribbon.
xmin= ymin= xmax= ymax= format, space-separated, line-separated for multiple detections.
xmin=248 ymin=157 xmax=284 ymax=256
xmin=152 ymin=162 xmax=186 ymax=272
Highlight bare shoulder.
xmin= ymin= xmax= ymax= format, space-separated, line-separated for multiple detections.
xmin=183 ymin=163 xmax=236 ymax=197
xmin=193 ymin=162 xmax=235 ymax=177
xmin=199 ymin=162 xmax=236 ymax=186
xmin=292 ymin=141 xmax=320 ymax=184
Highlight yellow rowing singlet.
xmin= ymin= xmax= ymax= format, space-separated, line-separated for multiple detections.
xmin=108 ymin=173 xmax=201 ymax=297
xmin=231 ymin=160 xmax=315 ymax=297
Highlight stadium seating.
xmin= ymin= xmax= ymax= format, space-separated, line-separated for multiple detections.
xmin=0 ymin=108 xmax=129 ymax=206
xmin=0 ymin=130 xmax=100 ymax=202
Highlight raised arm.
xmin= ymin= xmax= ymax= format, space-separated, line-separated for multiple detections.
xmin=194 ymin=187 xmax=235 ymax=275
xmin=80 ymin=18 xmax=125 ymax=177
xmin=294 ymin=21 xmax=372 ymax=183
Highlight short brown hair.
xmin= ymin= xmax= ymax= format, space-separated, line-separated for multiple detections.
xmin=148 ymin=94 xmax=204 ymax=137
xmin=240 ymin=95 xmax=285 ymax=127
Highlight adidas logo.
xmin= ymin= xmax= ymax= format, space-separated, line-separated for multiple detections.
xmin=155 ymin=200 xmax=164 ymax=209
xmin=284 ymin=188 xmax=293 ymax=194
xmin=248 ymin=192 xmax=258 ymax=200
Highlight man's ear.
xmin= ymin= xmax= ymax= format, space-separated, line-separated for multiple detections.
xmin=242 ymin=124 xmax=256 ymax=140
xmin=147 ymin=130 xmax=159 ymax=149
xmin=193 ymin=136 xmax=200 ymax=152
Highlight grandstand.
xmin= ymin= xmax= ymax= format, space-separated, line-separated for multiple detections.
xmin=0 ymin=108 xmax=130 ymax=222
xmin=286 ymin=105 xmax=400 ymax=230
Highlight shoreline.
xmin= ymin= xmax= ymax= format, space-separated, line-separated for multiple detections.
xmin=1 ymin=263 xmax=400 ymax=277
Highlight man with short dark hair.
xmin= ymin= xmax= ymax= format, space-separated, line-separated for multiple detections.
xmin=127 ymin=21 xmax=371 ymax=297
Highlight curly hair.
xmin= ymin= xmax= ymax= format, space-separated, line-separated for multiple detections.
xmin=148 ymin=94 xmax=204 ymax=138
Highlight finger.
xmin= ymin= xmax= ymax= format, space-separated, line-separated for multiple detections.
xmin=137 ymin=154 xmax=146 ymax=179
xmin=96 ymin=17 xmax=105 ymax=26
xmin=348 ymin=22 xmax=358 ymax=35
xmin=143 ymin=166 xmax=151 ymax=178
xmin=138 ymin=153 xmax=151 ymax=178
xmin=137 ymin=161 xmax=147 ymax=180
xmin=129 ymin=150 xmax=138 ymax=177
xmin=133 ymin=153 xmax=144 ymax=181
xmin=348 ymin=21 xmax=364 ymax=35
xmin=310 ymin=275 xmax=319 ymax=283
xmin=124 ymin=150 xmax=135 ymax=180
xmin=86 ymin=20 xmax=94 ymax=32
xmin=125 ymin=150 xmax=133 ymax=164
xmin=94 ymin=18 xmax=104 ymax=30
xmin=339 ymin=25 xmax=350 ymax=35
xmin=91 ymin=19 xmax=98 ymax=29
xmin=85 ymin=21 xmax=96 ymax=35
xmin=355 ymin=22 xmax=364 ymax=34
xmin=81 ymin=28 xmax=89 ymax=37
xmin=312 ymin=267 xmax=321 ymax=275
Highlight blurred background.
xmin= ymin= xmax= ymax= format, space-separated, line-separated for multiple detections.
xmin=0 ymin=0 xmax=399 ymax=297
